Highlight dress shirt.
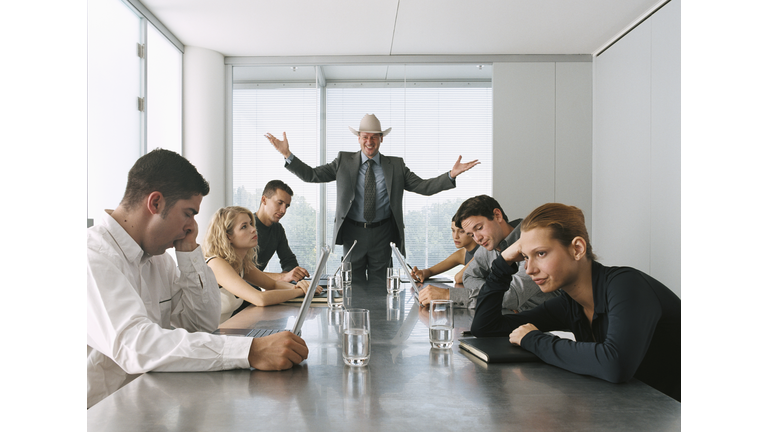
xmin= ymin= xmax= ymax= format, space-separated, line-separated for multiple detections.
xmin=87 ymin=211 xmax=252 ymax=408
xmin=349 ymin=153 xmax=390 ymax=223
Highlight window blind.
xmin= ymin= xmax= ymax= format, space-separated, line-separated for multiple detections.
xmin=232 ymin=86 xmax=319 ymax=271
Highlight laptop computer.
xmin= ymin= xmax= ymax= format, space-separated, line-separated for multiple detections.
xmin=213 ymin=246 xmax=331 ymax=338
xmin=390 ymin=242 xmax=423 ymax=294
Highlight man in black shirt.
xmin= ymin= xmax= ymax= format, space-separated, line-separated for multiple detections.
xmin=253 ymin=180 xmax=309 ymax=283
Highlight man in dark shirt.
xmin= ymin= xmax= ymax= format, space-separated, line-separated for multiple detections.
xmin=253 ymin=180 xmax=309 ymax=283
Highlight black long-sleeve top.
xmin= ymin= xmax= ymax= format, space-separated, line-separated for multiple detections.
xmin=472 ymin=256 xmax=681 ymax=401
xmin=254 ymin=217 xmax=300 ymax=272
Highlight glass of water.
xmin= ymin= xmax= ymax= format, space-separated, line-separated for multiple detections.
xmin=386 ymin=267 xmax=401 ymax=294
xmin=343 ymin=309 xmax=371 ymax=366
xmin=341 ymin=262 xmax=352 ymax=289
xmin=327 ymin=274 xmax=343 ymax=309
xmin=429 ymin=300 xmax=454 ymax=349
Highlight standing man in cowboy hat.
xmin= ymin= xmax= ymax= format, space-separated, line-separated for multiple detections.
xmin=265 ymin=113 xmax=479 ymax=286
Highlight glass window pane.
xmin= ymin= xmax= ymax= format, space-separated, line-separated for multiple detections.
xmin=147 ymin=24 xmax=182 ymax=155
xmin=232 ymin=85 xmax=319 ymax=272
xmin=87 ymin=0 xmax=141 ymax=219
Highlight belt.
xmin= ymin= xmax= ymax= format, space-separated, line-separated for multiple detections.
xmin=347 ymin=218 xmax=389 ymax=228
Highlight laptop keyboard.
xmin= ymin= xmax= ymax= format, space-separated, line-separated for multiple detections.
xmin=248 ymin=328 xmax=284 ymax=338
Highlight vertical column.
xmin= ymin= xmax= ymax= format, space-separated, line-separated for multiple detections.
xmin=183 ymin=46 xmax=226 ymax=244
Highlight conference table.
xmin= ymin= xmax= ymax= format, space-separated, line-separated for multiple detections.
xmin=87 ymin=280 xmax=681 ymax=431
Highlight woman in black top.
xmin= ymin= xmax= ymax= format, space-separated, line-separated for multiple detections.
xmin=471 ymin=203 xmax=681 ymax=401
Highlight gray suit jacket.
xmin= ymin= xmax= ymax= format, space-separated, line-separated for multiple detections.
xmin=285 ymin=151 xmax=456 ymax=257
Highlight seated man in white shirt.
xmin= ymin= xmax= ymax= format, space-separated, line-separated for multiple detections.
xmin=87 ymin=149 xmax=309 ymax=409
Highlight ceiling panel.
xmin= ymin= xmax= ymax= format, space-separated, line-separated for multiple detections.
xmin=140 ymin=0 xmax=664 ymax=57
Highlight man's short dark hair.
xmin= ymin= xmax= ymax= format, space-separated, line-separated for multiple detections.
xmin=120 ymin=148 xmax=210 ymax=216
xmin=262 ymin=180 xmax=294 ymax=198
xmin=454 ymin=195 xmax=509 ymax=228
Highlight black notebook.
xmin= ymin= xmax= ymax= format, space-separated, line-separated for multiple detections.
xmin=459 ymin=337 xmax=542 ymax=363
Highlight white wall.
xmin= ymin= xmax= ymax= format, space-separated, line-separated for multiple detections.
xmin=492 ymin=62 xmax=593 ymax=228
xmin=592 ymin=0 xmax=681 ymax=296
xmin=87 ymin=0 xmax=141 ymax=219
xmin=183 ymin=46 xmax=227 ymax=244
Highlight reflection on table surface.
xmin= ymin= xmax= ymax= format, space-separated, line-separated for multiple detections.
xmin=88 ymin=282 xmax=681 ymax=432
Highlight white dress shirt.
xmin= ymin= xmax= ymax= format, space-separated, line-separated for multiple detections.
xmin=87 ymin=211 xmax=252 ymax=408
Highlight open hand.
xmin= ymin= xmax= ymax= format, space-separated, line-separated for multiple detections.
xmin=449 ymin=155 xmax=480 ymax=178
xmin=265 ymin=132 xmax=292 ymax=158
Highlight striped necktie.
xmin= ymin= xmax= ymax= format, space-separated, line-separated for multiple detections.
xmin=364 ymin=159 xmax=375 ymax=223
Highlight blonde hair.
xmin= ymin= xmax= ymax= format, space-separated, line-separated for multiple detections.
xmin=521 ymin=203 xmax=596 ymax=262
xmin=203 ymin=206 xmax=257 ymax=274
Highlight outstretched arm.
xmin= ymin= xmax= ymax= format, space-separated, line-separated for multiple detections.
xmin=207 ymin=258 xmax=305 ymax=307
xmin=449 ymin=155 xmax=480 ymax=178
xmin=265 ymin=132 xmax=292 ymax=159
xmin=411 ymin=249 xmax=464 ymax=282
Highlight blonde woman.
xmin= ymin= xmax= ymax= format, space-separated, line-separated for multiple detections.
xmin=204 ymin=206 xmax=316 ymax=324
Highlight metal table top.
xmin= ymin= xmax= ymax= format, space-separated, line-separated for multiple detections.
xmin=87 ymin=282 xmax=680 ymax=431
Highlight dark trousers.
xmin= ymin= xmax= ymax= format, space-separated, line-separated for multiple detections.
xmin=341 ymin=218 xmax=397 ymax=288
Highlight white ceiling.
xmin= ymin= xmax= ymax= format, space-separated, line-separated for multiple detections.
xmin=140 ymin=0 xmax=665 ymax=57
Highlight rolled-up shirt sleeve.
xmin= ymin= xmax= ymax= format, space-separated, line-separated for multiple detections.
xmin=171 ymin=248 xmax=222 ymax=333
xmin=461 ymin=250 xmax=489 ymax=292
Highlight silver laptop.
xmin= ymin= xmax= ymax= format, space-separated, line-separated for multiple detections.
xmin=307 ymin=239 xmax=357 ymax=285
xmin=390 ymin=242 xmax=423 ymax=294
xmin=214 ymin=246 xmax=331 ymax=338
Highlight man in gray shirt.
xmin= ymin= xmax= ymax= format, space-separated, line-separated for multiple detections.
xmin=418 ymin=195 xmax=559 ymax=310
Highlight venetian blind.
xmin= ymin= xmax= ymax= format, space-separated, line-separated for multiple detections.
xmin=232 ymin=85 xmax=320 ymax=270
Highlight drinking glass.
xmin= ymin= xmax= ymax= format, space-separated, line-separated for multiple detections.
xmin=343 ymin=281 xmax=353 ymax=309
xmin=386 ymin=293 xmax=402 ymax=321
xmin=429 ymin=300 xmax=454 ymax=349
xmin=386 ymin=267 xmax=401 ymax=294
xmin=343 ymin=309 xmax=371 ymax=366
xmin=341 ymin=262 xmax=352 ymax=290
xmin=327 ymin=274 xmax=343 ymax=309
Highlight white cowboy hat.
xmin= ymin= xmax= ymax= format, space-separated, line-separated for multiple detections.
xmin=349 ymin=114 xmax=392 ymax=137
